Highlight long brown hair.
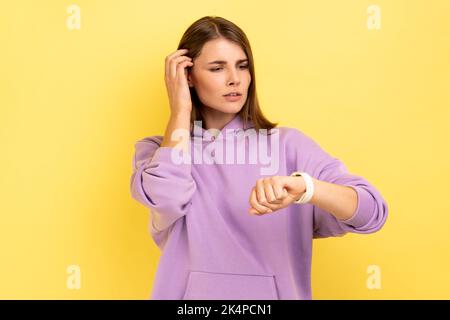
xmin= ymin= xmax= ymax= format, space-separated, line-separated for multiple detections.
xmin=177 ymin=16 xmax=278 ymax=132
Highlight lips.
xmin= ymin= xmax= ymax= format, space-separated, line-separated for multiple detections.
xmin=223 ymin=94 xmax=242 ymax=101
xmin=223 ymin=92 xmax=242 ymax=96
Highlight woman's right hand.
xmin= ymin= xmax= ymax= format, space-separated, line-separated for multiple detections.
xmin=164 ymin=48 xmax=194 ymax=116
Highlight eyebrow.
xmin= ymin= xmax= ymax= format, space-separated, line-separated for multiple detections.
xmin=207 ymin=59 xmax=249 ymax=65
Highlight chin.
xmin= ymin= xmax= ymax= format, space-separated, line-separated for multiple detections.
xmin=225 ymin=101 xmax=246 ymax=112
xmin=223 ymin=105 xmax=244 ymax=114
xmin=206 ymin=104 xmax=243 ymax=114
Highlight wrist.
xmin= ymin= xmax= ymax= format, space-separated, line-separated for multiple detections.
xmin=290 ymin=175 xmax=306 ymax=201
xmin=290 ymin=171 xmax=315 ymax=204
xmin=170 ymin=111 xmax=191 ymax=121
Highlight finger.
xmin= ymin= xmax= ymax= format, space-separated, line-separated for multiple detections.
xmin=255 ymin=179 xmax=274 ymax=212
xmin=177 ymin=60 xmax=194 ymax=82
xmin=170 ymin=56 xmax=193 ymax=80
xmin=249 ymin=187 xmax=272 ymax=214
xmin=270 ymin=178 xmax=284 ymax=200
xmin=250 ymin=188 xmax=269 ymax=214
xmin=264 ymin=179 xmax=282 ymax=204
xmin=165 ymin=49 xmax=189 ymax=79
xmin=249 ymin=188 xmax=260 ymax=214
xmin=275 ymin=177 xmax=290 ymax=200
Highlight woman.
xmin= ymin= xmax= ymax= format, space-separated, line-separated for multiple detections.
xmin=130 ymin=16 xmax=388 ymax=300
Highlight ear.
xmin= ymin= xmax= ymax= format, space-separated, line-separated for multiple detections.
xmin=187 ymin=73 xmax=194 ymax=87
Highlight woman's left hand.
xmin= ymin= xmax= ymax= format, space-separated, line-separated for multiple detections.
xmin=248 ymin=175 xmax=306 ymax=215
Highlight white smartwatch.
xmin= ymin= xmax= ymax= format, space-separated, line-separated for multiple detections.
xmin=290 ymin=171 xmax=314 ymax=204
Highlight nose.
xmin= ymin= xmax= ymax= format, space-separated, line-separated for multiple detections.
xmin=227 ymin=68 xmax=241 ymax=86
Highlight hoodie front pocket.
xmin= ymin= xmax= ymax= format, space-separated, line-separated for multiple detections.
xmin=182 ymin=270 xmax=279 ymax=300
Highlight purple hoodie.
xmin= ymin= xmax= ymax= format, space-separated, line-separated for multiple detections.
xmin=130 ymin=113 xmax=388 ymax=300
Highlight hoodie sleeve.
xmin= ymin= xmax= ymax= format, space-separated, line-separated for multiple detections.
xmin=130 ymin=136 xmax=197 ymax=233
xmin=294 ymin=130 xmax=388 ymax=239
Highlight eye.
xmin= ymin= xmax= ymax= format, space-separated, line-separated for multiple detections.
xmin=210 ymin=65 xmax=249 ymax=72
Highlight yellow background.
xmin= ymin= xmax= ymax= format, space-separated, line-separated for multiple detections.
xmin=1 ymin=0 xmax=449 ymax=299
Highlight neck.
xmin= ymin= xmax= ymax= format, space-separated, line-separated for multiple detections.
xmin=200 ymin=107 xmax=238 ymax=131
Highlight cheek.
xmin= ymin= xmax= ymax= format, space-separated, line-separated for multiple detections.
xmin=196 ymin=74 xmax=223 ymax=94
xmin=245 ymin=72 xmax=252 ymax=85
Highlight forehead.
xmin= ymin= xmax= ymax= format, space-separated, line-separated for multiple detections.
xmin=198 ymin=38 xmax=247 ymax=61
